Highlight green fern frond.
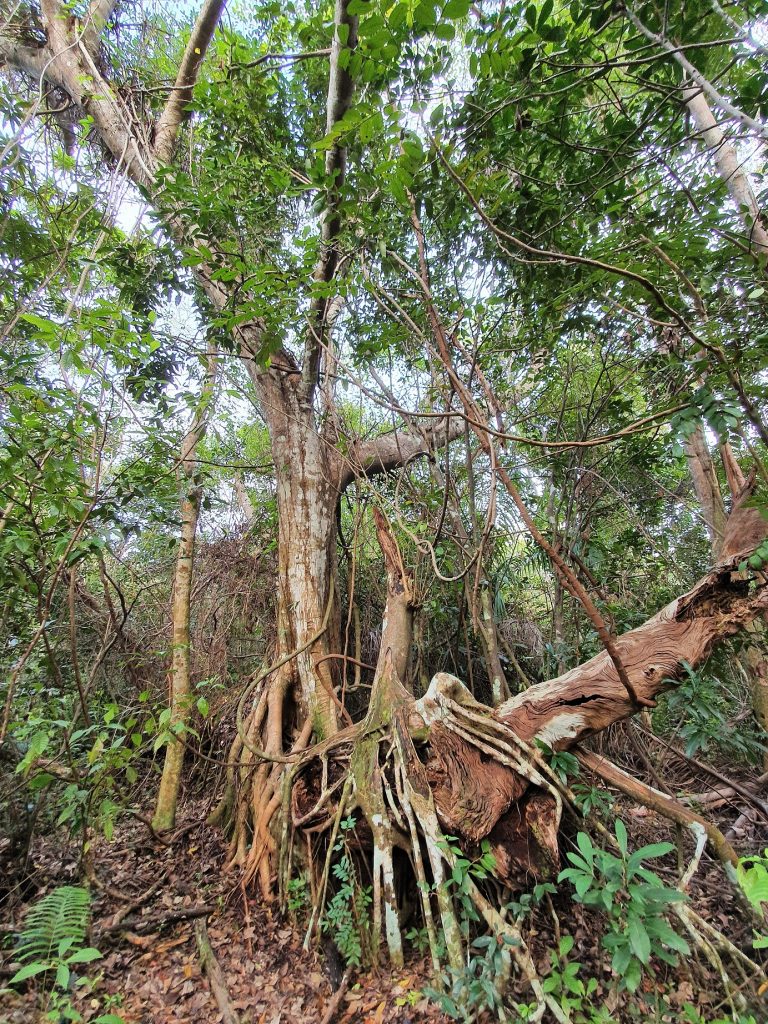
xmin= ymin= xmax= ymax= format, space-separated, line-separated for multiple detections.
xmin=17 ymin=886 xmax=91 ymax=963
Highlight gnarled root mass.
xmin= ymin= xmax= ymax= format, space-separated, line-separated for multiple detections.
xmin=215 ymin=504 xmax=767 ymax=1014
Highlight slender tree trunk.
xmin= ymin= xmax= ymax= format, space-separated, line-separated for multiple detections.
xmin=478 ymin=585 xmax=510 ymax=706
xmin=153 ymin=348 xmax=217 ymax=831
xmin=153 ymin=486 xmax=204 ymax=831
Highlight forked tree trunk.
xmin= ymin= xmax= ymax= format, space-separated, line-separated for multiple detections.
xmin=685 ymin=433 xmax=768 ymax=768
xmin=685 ymin=425 xmax=727 ymax=549
xmin=221 ymin=340 xmax=463 ymax=889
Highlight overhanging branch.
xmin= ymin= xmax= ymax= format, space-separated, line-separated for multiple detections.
xmin=0 ymin=35 xmax=63 ymax=88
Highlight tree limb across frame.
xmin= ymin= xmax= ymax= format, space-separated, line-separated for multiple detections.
xmin=338 ymin=415 xmax=465 ymax=491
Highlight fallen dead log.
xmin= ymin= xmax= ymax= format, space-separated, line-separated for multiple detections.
xmin=195 ymin=917 xmax=240 ymax=1024
xmin=294 ymin=539 xmax=768 ymax=892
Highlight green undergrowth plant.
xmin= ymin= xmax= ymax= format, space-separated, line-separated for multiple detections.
xmin=655 ymin=660 xmax=766 ymax=763
xmin=286 ymin=873 xmax=309 ymax=918
xmin=7 ymin=885 xmax=123 ymax=1023
xmin=14 ymin=693 xmax=161 ymax=842
xmin=321 ymin=816 xmax=372 ymax=968
xmin=736 ymin=848 xmax=768 ymax=949
xmin=423 ymin=840 xmax=558 ymax=1022
xmin=681 ymin=1005 xmax=759 ymax=1024
xmin=559 ymin=819 xmax=689 ymax=994
xmin=422 ymin=836 xmax=506 ymax=1021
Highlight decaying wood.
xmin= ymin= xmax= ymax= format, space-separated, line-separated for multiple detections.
xmin=497 ymin=552 xmax=768 ymax=752
xmin=372 ymin=508 xmax=414 ymax=686
xmin=195 ymin=917 xmax=240 ymax=1024
xmin=108 ymin=869 xmax=171 ymax=928
xmin=319 ymin=968 xmax=351 ymax=1024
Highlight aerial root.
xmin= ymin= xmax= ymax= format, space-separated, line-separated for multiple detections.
xmin=280 ymin=679 xmax=577 ymax=1019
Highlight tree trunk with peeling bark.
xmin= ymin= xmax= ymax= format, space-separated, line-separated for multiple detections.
xmin=261 ymin=371 xmax=341 ymax=737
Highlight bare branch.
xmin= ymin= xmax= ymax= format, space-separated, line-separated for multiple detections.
xmin=0 ymin=34 xmax=64 ymax=88
xmin=154 ymin=0 xmax=228 ymax=164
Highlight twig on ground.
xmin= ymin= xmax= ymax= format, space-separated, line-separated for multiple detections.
xmin=109 ymin=869 xmax=171 ymax=927
xmin=100 ymin=903 xmax=216 ymax=935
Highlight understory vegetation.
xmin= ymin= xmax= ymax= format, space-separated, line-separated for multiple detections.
xmin=1 ymin=0 xmax=768 ymax=1021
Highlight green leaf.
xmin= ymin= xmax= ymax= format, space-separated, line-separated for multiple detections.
xmin=627 ymin=843 xmax=675 ymax=875
xmin=623 ymin=956 xmax=642 ymax=992
xmin=443 ymin=0 xmax=470 ymax=18
xmin=627 ymin=917 xmax=651 ymax=964
xmin=10 ymin=961 xmax=50 ymax=984
xmin=615 ymin=818 xmax=628 ymax=856
xmin=66 ymin=947 xmax=103 ymax=964
xmin=575 ymin=832 xmax=594 ymax=866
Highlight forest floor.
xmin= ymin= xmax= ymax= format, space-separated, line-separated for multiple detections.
xmin=1 ymin=767 xmax=766 ymax=1024
xmin=0 ymin=797 xmax=446 ymax=1024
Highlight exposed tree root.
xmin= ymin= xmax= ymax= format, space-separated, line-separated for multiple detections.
xmin=208 ymin=503 xmax=768 ymax=1014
